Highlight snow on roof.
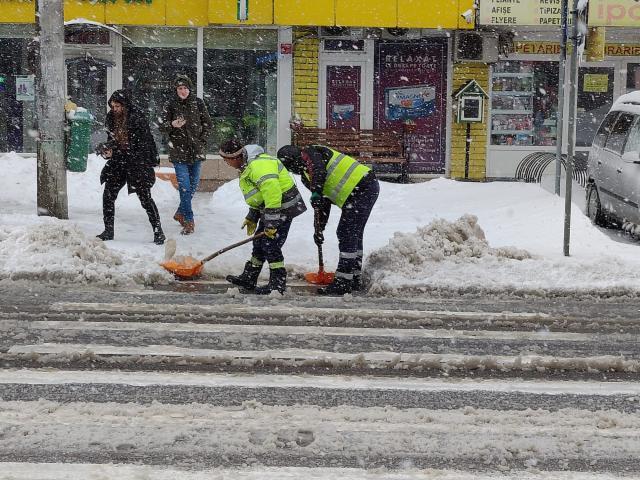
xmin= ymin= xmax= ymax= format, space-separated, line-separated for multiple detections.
xmin=612 ymin=91 xmax=640 ymax=116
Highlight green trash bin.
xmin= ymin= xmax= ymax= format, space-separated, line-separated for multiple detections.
xmin=66 ymin=109 xmax=93 ymax=173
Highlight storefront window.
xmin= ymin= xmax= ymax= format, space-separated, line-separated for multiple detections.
xmin=203 ymin=28 xmax=277 ymax=154
xmin=122 ymin=27 xmax=197 ymax=154
xmin=576 ymin=66 xmax=614 ymax=148
xmin=627 ymin=63 xmax=640 ymax=93
xmin=490 ymin=61 xmax=559 ymax=147
xmin=0 ymin=26 xmax=37 ymax=153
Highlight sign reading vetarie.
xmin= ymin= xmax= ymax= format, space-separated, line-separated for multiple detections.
xmin=479 ymin=0 xmax=565 ymax=26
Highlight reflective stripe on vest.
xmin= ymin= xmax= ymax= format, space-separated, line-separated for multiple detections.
xmin=323 ymin=149 xmax=370 ymax=208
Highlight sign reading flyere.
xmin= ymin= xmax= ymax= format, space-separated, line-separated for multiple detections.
xmin=480 ymin=0 xmax=639 ymax=27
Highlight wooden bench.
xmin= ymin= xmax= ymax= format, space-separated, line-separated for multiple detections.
xmin=292 ymin=127 xmax=409 ymax=182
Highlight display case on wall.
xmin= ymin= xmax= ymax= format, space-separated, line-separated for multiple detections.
xmin=490 ymin=61 xmax=559 ymax=147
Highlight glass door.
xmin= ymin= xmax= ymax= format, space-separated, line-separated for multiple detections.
xmin=325 ymin=65 xmax=361 ymax=130
xmin=66 ymin=57 xmax=109 ymax=148
xmin=576 ymin=66 xmax=615 ymax=150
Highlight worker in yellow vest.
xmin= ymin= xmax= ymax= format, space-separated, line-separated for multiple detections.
xmin=277 ymin=144 xmax=379 ymax=295
xmin=220 ymin=138 xmax=306 ymax=294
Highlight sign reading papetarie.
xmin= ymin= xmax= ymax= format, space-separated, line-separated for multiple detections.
xmin=479 ymin=0 xmax=564 ymax=26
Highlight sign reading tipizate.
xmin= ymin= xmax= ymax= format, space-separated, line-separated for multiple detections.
xmin=479 ymin=0 xmax=564 ymax=26
xmin=480 ymin=0 xmax=640 ymax=26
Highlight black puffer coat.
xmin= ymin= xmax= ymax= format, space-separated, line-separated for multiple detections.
xmin=100 ymin=89 xmax=159 ymax=195
xmin=159 ymin=75 xmax=212 ymax=163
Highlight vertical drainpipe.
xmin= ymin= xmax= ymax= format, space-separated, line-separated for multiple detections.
xmin=277 ymin=26 xmax=293 ymax=150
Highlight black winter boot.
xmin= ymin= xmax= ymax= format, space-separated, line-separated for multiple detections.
xmin=318 ymin=276 xmax=353 ymax=296
xmin=96 ymin=228 xmax=114 ymax=241
xmin=153 ymin=229 xmax=166 ymax=245
xmin=255 ymin=268 xmax=287 ymax=295
xmin=226 ymin=261 xmax=262 ymax=290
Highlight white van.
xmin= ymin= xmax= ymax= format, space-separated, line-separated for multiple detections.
xmin=586 ymin=91 xmax=640 ymax=229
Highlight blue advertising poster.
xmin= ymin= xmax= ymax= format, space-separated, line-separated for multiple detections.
xmin=374 ymin=39 xmax=448 ymax=174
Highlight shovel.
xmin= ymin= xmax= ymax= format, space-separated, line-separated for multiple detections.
xmin=161 ymin=232 xmax=266 ymax=280
xmin=304 ymin=208 xmax=335 ymax=285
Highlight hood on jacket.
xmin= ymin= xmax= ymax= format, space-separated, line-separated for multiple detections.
xmin=175 ymin=74 xmax=194 ymax=92
xmin=108 ymin=89 xmax=133 ymax=110
xmin=244 ymin=144 xmax=264 ymax=161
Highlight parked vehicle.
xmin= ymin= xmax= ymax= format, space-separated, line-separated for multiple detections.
xmin=586 ymin=91 xmax=640 ymax=230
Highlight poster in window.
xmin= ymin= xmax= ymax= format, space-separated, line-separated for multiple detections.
xmin=374 ymin=39 xmax=448 ymax=174
xmin=584 ymin=73 xmax=609 ymax=93
xmin=15 ymin=76 xmax=35 ymax=102
xmin=326 ymin=65 xmax=360 ymax=130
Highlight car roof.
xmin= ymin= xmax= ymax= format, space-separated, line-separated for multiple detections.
xmin=611 ymin=91 xmax=640 ymax=116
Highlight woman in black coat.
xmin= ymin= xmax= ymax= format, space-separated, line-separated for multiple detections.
xmin=97 ymin=89 xmax=165 ymax=245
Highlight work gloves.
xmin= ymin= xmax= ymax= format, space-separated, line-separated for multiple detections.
xmin=313 ymin=230 xmax=324 ymax=246
xmin=241 ymin=218 xmax=257 ymax=236
xmin=264 ymin=227 xmax=278 ymax=239
xmin=310 ymin=191 xmax=323 ymax=209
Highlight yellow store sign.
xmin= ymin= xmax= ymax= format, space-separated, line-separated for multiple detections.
xmin=589 ymin=0 xmax=640 ymax=26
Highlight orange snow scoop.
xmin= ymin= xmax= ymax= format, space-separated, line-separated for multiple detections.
xmin=304 ymin=208 xmax=334 ymax=285
xmin=161 ymin=232 xmax=265 ymax=280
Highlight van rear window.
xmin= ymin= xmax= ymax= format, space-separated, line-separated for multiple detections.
xmin=593 ymin=112 xmax=618 ymax=148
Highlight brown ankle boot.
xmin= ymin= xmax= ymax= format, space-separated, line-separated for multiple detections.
xmin=173 ymin=211 xmax=185 ymax=226
xmin=181 ymin=221 xmax=194 ymax=235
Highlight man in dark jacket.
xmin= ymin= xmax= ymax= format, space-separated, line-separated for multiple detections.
xmin=277 ymin=144 xmax=379 ymax=295
xmin=160 ymin=75 xmax=212 ymax=235
xmin=97 ymin=89 xmax=165 ymax=245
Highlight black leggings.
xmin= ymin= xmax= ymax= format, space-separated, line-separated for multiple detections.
xmin=102 ymin=177 xmax=161 ymax=232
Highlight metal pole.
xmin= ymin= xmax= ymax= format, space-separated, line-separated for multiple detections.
xmin=36 ymin=0 xmax=68 ymax=219
xmin=563 ymin=0 xmax=580 ymax=256
xmin=555 ymin=0 xmax=568 ymax=196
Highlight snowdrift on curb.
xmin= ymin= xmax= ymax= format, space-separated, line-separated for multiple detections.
xmin=0 ymin=221 xmax=171 ymax=287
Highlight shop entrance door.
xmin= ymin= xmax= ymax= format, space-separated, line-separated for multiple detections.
xmin=576 ymin=65 xmax=616 ymax=151
xmin=66 ymin=57 xmax=110 ymax=147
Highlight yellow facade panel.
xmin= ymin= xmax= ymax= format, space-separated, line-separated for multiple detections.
xmin=0 ymin=0 xmax=35 ymax=23
xmin=336 ymin=0 xmax=396 ymax=27
xmin=106 ymin=0 xmax=167 ymax=25
xmin=275 ymin=0 xmax=334 ymax=26
xmin=64 ymin=1 xmax=105 ymax=22
xmin=398 ymin=0 xmax=458 ymax=29
xmin=209 ymin=0 xmax=273 ymax=25
xmin=167 ymin=0 xmax=208 ymax=26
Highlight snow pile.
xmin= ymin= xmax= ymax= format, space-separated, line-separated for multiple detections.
xmin=366 ymin=215 xmax=534 ymax=294
xmin=0 ymin=221 xmax=170 ymax=287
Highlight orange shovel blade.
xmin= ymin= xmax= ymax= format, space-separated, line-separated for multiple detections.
xmin=304 ymin=269 xmax=335 ymax=285
xmin=161 ymin=256 xmax=204 ymax=280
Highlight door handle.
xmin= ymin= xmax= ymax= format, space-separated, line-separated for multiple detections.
xmin=617 ymin=168 xmax=622 ymax=173
xmin=597 ymin=160 xmax=602 ymax=165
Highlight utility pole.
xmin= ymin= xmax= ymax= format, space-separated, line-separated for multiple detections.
xmin=563 ymin=0 xmax=581 ymax=256
xmin=555 ymin=0 xmax=568 ymax=196
xmin=36 ymin=0 xmax=68 ymax=219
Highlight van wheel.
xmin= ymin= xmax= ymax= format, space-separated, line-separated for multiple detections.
xmin=586 ymin=183 xmax=606 ymax=227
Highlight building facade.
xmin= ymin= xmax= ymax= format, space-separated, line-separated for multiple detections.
xmin=0 ymin=0 xmax=638 ymax=184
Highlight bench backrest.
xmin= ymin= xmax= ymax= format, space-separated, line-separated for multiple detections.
xmin=292 ymin=128 xmax=404 ymax=159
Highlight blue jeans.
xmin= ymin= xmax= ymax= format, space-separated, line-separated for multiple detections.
xmin=173 ymin=161 xmax=202 ymax=223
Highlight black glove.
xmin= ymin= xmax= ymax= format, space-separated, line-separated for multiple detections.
xmin=313 ymin=230 xmax=324 ymax=246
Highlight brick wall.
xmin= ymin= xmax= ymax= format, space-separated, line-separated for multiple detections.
xmin=292 ymin=29 xmax=320 ymax=127
xmin=450 ymin=63 xmax=489 ymax=181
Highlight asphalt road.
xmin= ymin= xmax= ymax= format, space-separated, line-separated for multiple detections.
xmin=1 ymin=281 xmax=640 ymax=475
